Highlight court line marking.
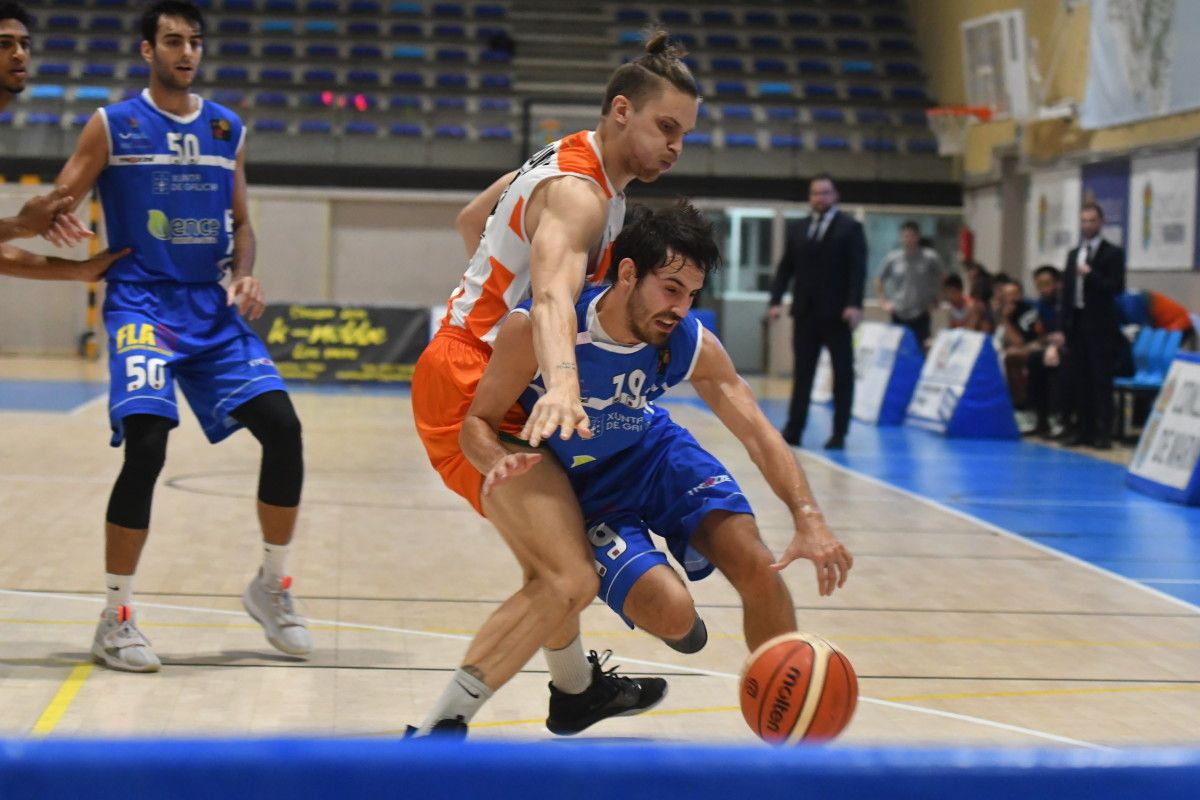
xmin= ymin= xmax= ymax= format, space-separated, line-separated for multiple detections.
xmin=68 ymin=392 xmax=109 ymax=416
xmin=30 ymin=661 xmax=93 ymax=737
xmin=0 ymin=588 xmax=1109 ymax=750
xmin=800 ymin=452 xmax=1200 ymax=617
xmin=886 ymin=684 xmax=1200 ymax=703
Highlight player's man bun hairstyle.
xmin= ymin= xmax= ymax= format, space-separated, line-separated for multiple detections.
xmin=612 ymin=199 xmax=721 ymax=283
xmin=602 ymin=28 xmax=699 ymax=115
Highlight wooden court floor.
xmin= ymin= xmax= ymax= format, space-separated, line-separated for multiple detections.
xmin=1 ymin=356 xmax=1198 ymax=747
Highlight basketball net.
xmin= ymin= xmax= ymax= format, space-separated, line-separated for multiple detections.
xmin=926 ymin=106 xmax=992 ymax=156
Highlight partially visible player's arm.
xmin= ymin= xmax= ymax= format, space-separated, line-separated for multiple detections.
xmin=522 ymin=177 xmax=608 ymax=447
xmin=44 ymin=111 xmax=110 ymax=247
xmin=0 ymin=243 xmax=129 ymax=281
xmin=461 ymin=311 xmax=542 ymax=496
xmin=456 ymin=169 xmax=517 ymax=256
xmin=689 ymin=328 xmax=852 ymax=595
xmin=225 ymin=147 xmax=264 ymax=320
xmin=0 ymin=188 xmax=82 ymax=243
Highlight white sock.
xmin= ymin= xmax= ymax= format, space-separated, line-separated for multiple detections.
xmin=419 ymin=668 xmax=493 ymax=733
xmin=105 ymin=573 xmax=133 ymax=610
xmin=262 ymin=542 xmax=290 ymax=583
xmin=542 ymin=635 xmax=593 ymax=695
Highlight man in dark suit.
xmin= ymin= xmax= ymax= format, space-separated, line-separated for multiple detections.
xmin=1059 ymin=201 xmax=1125 ymax=449
xmin=768 ymin=173 xmax=867 ymax=449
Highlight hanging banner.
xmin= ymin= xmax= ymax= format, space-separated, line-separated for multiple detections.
xmin=1127 ymin=353 xmax=1200 ymax=505
xmin=1127 ymin=150 xmax=1198 ymax=271
xmin=1026 ymin=168 xmax=1081 ymax=274
xmin=1081 ymin=0 xmax=1200 ymax=130
xmin=247 ymin=303 xmax=431 ymax=383
xmin=1081 ymin=158 xmax=1131 ymax=250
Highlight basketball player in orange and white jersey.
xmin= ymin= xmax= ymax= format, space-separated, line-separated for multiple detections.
xmin=409 ymin=33 xmax=700 ymax=736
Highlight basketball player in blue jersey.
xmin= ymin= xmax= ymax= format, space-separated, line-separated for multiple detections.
xmin=463 ymin=202 xmax=853 ymax=668
xmin=49 ymin=1 xmax=310 ymax=672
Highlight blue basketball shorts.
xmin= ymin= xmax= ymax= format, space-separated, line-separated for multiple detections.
xmin=104 ymin=280 xmax=287 ymax=446
xmin=570 ymin=414 xmax=754 ymax=628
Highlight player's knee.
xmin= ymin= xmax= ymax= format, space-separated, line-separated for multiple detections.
xmin=623 ymin=570 xmax=695 ymax=641
xmin=121 ymin=416 xmax=170 ymax=476
xmin=544 ymin=564 xmax=599 ymax=616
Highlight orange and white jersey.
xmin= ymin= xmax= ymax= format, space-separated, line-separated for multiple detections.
xmin=441 ymin=130 xmax=626 ymax=346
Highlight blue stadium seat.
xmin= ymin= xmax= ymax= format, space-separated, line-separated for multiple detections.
xmin=788 ymin=13 xmax=821 ymax=27
xmin=265 ymin=1 xmax=298 ymax=13
xmin=835 ymin=38 xmax=870 ymax=52
xmin=816 ymin=136 xmax=850 ymax=151
xmin=87 ymin=38 xmax=119 ymax=52
xmin=30 ymin=85 xmax=66 ymax=100
xmin=299 ymin=120 xmax=332 ymax=135
xmin=478 ymin=97 xmax=511 ymax=112
xmin=880 ymin=38 xmax=915 ymax=52
xmin=436 ymin=73 xmax=470 ymax=88
xmin=434 ymin=124 xmax=468 ymax=138
xmin=348 ymin=22 xmax=382 ymax=36
xmin=212 ymin=89 xmax=245 ymax=106
xmin=351 ymin=93 xmax=379 ymax=111
xmin=436 ymin=48 xmax=468 ymax=62
xmin=753 ymin=59 xmax=787 ymax=74
xmin=37 ymin=62 xmax=69 ymax=77
xmin=350 ymin=2 xmax=383 ymax=15
xmin=842 ymin=60 xmax=875 ymax=75
xmin=262 ymin=43 xmax=296 ymax=58
xmin=390 ymin=2 xmax=424 ymax=14
xmin=660 ymin=10 xmax=690 ymax=25
xmin=615 ymin=9 xmax=647 ymax=23
xmin=218 ymin=19 xmax=251 ymax=35
xmin=306 ymin=44 xmax=340 ymax=59
xmin=682 ymin=131 xmax=712 ymax=147
xmin=392 ymin=46 xmax=427 ymax=59
xmin=433 ymin=3 xmax=465 ymax=17
xmin=93 ymin=0 xmax=127 ymax=7
xmin=307 ymin=0 xmax=340 ymax=13
xmin=724 ymin=133 xmax=758 ymax=148
xmin=907 ymin=138 xmax=938 ymax=154
xmin=392 ymin=24 xmax=424 ymax=38
xmin=873 ymin=14 xmax=906 ymax=30
xmin=254 ymin=91 xmax=288 ymax=107
xmin=885 ymin=61 xmax=921 ymax=77
xmin=391 ymin=71 xmax=425 ymax=86
xmin=745 ymin=11 xmax=778 ymax=26
xmin=617 ymin=31 xmax=642 ymax=45
xmin=479 ymin=126 xmax=512 ymax=140
xmin=74 ymin=86 xmax=110 ymax=102
xmin=792 ymin=37 xmax=826 ymax=51
xmin=299 ymin=92 xmax=331 ymax=107
xmin=766 ymin=106 xmax=798 ymax=122
xmin=435 ymin=96 xmax=467 ymax=110
xmin=706 ymin=34 xmax=739 ymax=49
xmin=47 ymin=16 xmax=81 ymax=30
xmin=811 ymin=108 xmax=846 ymax=123
xmin=0 ymin=112 xmax=13 ymax=125
xmin=758 ymin=82 xmax=793 ymax=97
xmin=90 ymin=17 xmax=122 ymax=31
xmin=254 ymin=119 xmax=287 ymax=133
xmin=900 ymin=111 xmax=928 ymax=126
xmin=749 ymin=36 xmax=783 ymax=50
xmin=721 ymin=105 xmax=753 ymax=120
xmin=127 ymin=64 xmax=150 ymax=79
xmin=804 ymin=83 xmax=838 ymax=98
xmin=390 ymin=123 xmax=424 ymax=137
xmin=345 ymin=121 xmax=379 ymax=136
xmin=224 ymin=0 xmax=256 ymax=10
xmin=893 ymin=86 xmax=928 ymax=101
xmin=260 ymin=20 xmax=295 ymax=34
xmin=848 ymin=85 xmax=883 ymax=100
xmin=303 ymin=69 xmax=337 ymax=84
xmin=435 ymin=24 xmax=466 ymax=38
xmin=711 ymin=57 xmax=744 ymax=73
xmin=769 ymin=134 xmax=803 ymax=149
xmin=475 ymin=5 xmax=506 ymax=19
xmin=390 ymin=95 xmax=422 ymax=110
xmin=121 ymin=87 xmax=141 ymax=100
xmin=304 ymin=21 xmax=339 ymax=35
xmin=44 ymin=38 xmax=77 ymax=52
xmin=798 ymin=60 xmax=832 ymax=75
xmin=82 ymin=64 xmax=115 ymax=78
xmin=350 ymin=45 xmax=383 ymax=59
xmin=220 ymin=42 xmax=251 ymax=57
xmin=26 ymin=112 xmax=63 ymax=126
xmin=856 ymin=109 xmax=890 ymax=125
xmin=862 ymin=136 xmax=898 ymax=152
xmin=477 ymin=26 xmax=509 ymax=40
xmin=70 ymin=113 xmax=91 ymax=127
xmin=830 ymin=13 xmax=864 ymax=28
xmin=481 ymin=50 xmax=511 ymax=63
xmin=480 ymin=74 xmax=511 ymax=89
xmin=702 ymin=10 xmax=734 ymax=25
xmin=672 ymin=33 xmax=697 ymax=48
xmin=715 ymin=81 xmax=747 ymax=96
xmin=348 ymin=70 xmax=381 ymax=85
xmin=216 ymin=67 xmax=250 ymax=82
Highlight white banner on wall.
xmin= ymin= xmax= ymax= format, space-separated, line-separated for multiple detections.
xmin=1026 ymin=169 xmax=1081 ymax=273
xmin=1129 ymin=358 xmax=1200 ymax=491
xmin=1127 ymin=150 xmax=1198 ymax=271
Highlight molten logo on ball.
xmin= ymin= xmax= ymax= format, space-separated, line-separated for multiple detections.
xmin=765 ymin=664 xmax=803 ymax=734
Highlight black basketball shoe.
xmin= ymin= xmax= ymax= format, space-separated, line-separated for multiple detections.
xmin=545 ymin=650 xmax=668 ymax=736
xmin=403 ymin=716 xmax=469 ymax=739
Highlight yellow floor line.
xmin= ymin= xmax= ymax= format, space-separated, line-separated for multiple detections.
xmin=886 ymin=684 xmax=1200 ymax=703
xmin=376 ymin=704 xmax=744 ymax=736
xmin=30 ymin=662 xmax=93 ymax=737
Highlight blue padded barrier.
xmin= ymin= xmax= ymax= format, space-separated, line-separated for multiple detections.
xmin=0 ymin=740 xmax=1198 ymax=800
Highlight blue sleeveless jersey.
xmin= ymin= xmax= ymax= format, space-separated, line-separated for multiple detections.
xmin=97 ymin=90 xmax=243 ymax=284
xmin=515 ymin=286 xmax=705 ymax=473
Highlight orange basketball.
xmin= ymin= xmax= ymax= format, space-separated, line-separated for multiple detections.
xmin=739 ymin=632 xmax=858 ymax=744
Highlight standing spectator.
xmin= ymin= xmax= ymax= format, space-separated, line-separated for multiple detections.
xmin=1060 ymin=202 xmax=1125 ymax=449
xmin=874 ymin=220 xmax=944 ymax=350
xmin=768 ymin=173 xmax=866 ymax=450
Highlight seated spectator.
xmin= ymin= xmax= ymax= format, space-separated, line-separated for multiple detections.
xmin=996 ymin=277 xmax=1037 ymax=412
xmin=961 ymin=269 xmax=995 ymax=334
xmin=1027 ymin=265 xmax=1065 ymax=437
xmin=1143 ymin=289 xmax=1195 ymax=347
xmin=943 ymin=274 xmax=970 ymax=328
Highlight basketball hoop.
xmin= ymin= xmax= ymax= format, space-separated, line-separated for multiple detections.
xmin=926 ymin=106 xmax=992 ymax=156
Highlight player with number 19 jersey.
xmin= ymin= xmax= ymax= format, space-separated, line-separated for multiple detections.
xmin=97 ymin=90 xmax=285 ymax=446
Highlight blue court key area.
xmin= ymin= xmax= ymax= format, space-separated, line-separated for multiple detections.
xmin=0 ymin=380 xmax=106 ymax=412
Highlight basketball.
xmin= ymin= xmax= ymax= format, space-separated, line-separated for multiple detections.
xmin=739 ymin=632 xmax=858 ymax=744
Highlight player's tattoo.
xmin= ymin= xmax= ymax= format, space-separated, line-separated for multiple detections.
xmin=554 ymin=362 xmax=577 ymax=372
xmin=462 ymin=665 xmax=487 ymax=683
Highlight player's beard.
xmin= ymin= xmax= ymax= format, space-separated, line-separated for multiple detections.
xmin=153 ymin=59 xmax=193 ymax=92
xmin=627 ymin=289 xmax=675 ymax=347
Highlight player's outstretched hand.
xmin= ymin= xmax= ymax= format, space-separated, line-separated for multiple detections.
xmin=521 ymin=384 xmax=592 ymax=447
xmin=227 ymin=275 xmax=266 ymax=320
xmin=481 ymin=451 xmax=543 ymax=497
xmin=19 ymin=188 xmax=85 ymax=242
xmin=70 ymin=247 xmax=131 ymax=282
xmin=43 ymin=210 xmax=94 ymax=248
xmin=771 ymin=521 xmax=854 ymax=597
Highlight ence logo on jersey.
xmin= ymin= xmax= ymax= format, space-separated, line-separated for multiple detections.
xmin=147 ymin=209 xmax=221 ymax=245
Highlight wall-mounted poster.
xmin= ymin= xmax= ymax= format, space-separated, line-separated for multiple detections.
xmin=1127 ymin=150 xmax=1198 ymax=271
xmin=1026 ymin=168 xmax=1081 ymax=275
